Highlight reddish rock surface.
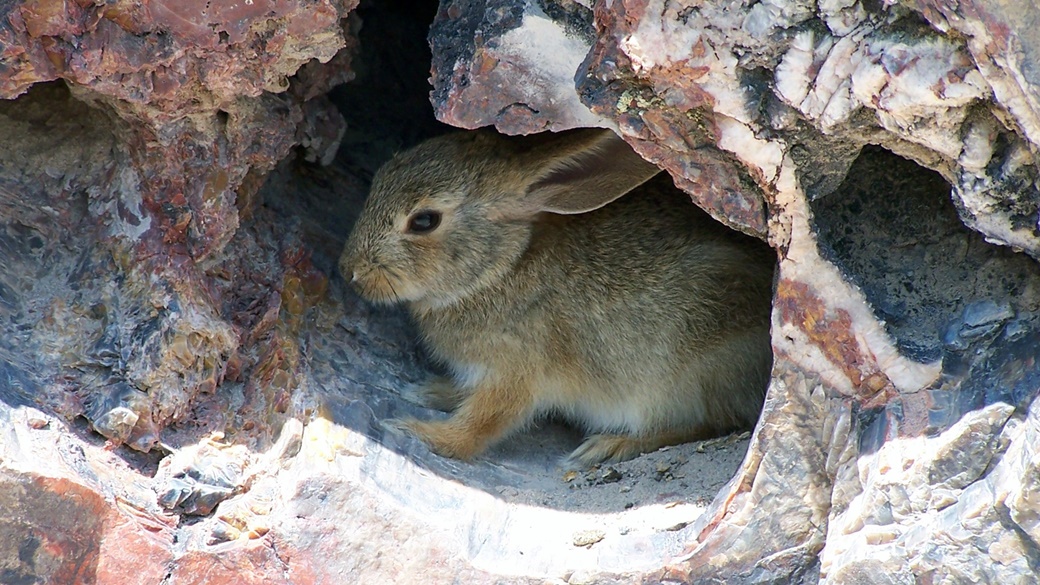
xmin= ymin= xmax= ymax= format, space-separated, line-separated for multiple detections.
xmin=430 ymin=0 xmax=606 ymax=133
xmin=1 ymin=0 xmax=361 ymax=582
xmin=0 ymin=0 xmax=358 ymax=451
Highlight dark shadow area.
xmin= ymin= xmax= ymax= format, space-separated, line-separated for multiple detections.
xmin=0 ymin=87 xmax=101 ymax=400
xmin=812 ymin=146 xmax=1040 ymax=451
xmin=0 ymin=85 xmax=90 ymax=412
xmin=812 ymin=146 xmax=1039 ymax=364
xmin=262 ymin=0 xmax=449 ymax=278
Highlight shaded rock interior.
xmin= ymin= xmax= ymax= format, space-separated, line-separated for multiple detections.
xmin=812 ymin=147 xmax=1040 ymax=455
xmin=813 ymin=147 xmax=1040 ymax=368
xmin=0 ymin=82 xmax=166 ymax=466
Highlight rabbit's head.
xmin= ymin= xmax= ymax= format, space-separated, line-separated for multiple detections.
xmin=340 ymin=129 xmax=660 ymax=308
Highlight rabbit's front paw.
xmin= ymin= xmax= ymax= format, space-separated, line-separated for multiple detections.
xmin=420 ymin=376 xmax=468 ymax=412
xmin=394 ymin=417 xmax=483 ymax=460
xmin=398 ymin=377 xmax=465 ymax=411
xmin=565 ymin=434 xmax=644 ymax=468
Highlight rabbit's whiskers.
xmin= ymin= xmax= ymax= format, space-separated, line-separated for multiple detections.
xmin=351 ymin=263 xmax=402 ymax=304
xmin=380 ymin=269 xmax=401 ymax=303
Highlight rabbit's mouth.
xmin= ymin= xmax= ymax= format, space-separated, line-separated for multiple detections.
xmin=351 ymin=265 xmax=411 ymax=305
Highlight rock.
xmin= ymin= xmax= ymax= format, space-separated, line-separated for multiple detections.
xmin=600 ymin=467 xmax=622 ymax=483
xmin=0 ymin=0 xmax=362 ymax=581
xmin=572 ymin=529 xmax=605 ymax=548
xmin=0 ymin=396 xmax=177 ymax=585
xmin=430 ymin=0 xmax=606 ymax=133
xmin=0 ymin=0 xmax=360 ymax=457
xmin=155 ymin=437 xmax=252 ymax=516
xmin=944 ymin=301 xmax=1015 ymax=350
xmin=1 ymin=0 xmax=358 ymax=103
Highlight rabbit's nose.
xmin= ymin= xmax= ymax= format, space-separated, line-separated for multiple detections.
xmin=339 ymin=253 xmax=358 ymax=283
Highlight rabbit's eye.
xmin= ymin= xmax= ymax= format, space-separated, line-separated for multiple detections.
xmin=407 ymin=210 xmax=441 ymax=234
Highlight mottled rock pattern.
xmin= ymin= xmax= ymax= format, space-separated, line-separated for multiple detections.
xmin=0 ymin=0 xmax=359 ymax=453
xmin=430 ymin=0 xmax=605 ymax=133
xmin=0 ymin=0 xmax=360 ymax=581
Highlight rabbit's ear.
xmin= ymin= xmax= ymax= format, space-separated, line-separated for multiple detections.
xmin=517 ymin=129 xmax=662 ymax=214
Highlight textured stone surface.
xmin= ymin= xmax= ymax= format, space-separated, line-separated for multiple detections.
xmin=430 ymin=0 xmax=606 ymax=133
xmin=3 ymin=0 xmax=1040 ymax=583
xmin=0 ymin=0 xmax=360 ymax=581
xmin=0 ymin=0 xmax=359 ymax=453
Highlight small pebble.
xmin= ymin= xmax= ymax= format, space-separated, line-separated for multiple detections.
xmin=572 ymin=529 xmax=605 ymax=548
xmin=26 ymin=416 xmax=48 ymax=430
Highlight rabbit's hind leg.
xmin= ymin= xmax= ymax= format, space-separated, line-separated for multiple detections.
xmin=565 ymin=427 xmax=717 ymax=468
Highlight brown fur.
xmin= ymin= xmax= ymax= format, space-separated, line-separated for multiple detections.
xmin=340 ymin=129 xmax=775 ymax=467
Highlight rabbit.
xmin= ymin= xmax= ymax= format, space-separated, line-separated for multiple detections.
xmin=339 ymin=128 xmax=775 ymax=467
